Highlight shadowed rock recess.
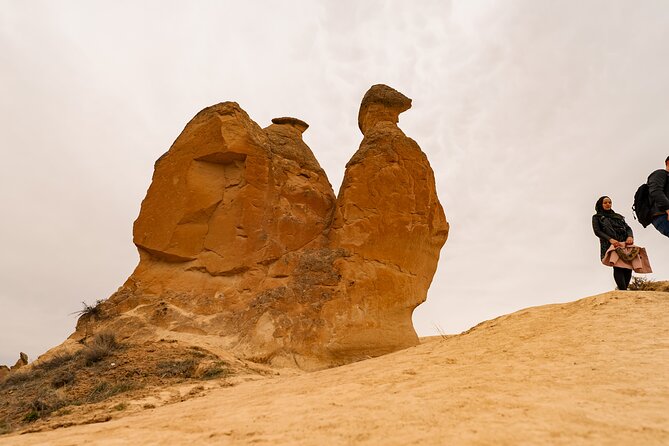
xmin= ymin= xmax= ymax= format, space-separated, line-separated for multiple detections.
xmin=78 ymin=84 xmax=449 ymax=369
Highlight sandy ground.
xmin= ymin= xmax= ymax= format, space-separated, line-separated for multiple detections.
xmin=3 ymin=290 xmax=668 ymax=445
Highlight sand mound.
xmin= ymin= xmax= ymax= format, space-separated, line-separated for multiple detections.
xmin=2 ymin=290 xmax=668 ymax=445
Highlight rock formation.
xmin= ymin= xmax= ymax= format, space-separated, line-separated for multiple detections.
xmin=1 ymin=352 xmax=28 ymax=377
xmin=75 ymin=84 xmax=448 ymax=369
xmin=327 ymin=85 xmax=449 ymax=357
xmin=13 ymin=352 xmax=28 ymax=370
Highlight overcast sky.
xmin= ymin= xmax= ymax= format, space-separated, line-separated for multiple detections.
xmin=1 ymin=0 xmax=668 ymax=366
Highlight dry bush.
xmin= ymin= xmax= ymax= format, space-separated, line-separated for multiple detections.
xmin=82 ymin=332 xmax=119 ymax=366
xmin=188 ymin=346 xmax=208 ymax=358
xmin=35 ymin=353 xmax=76 ymax=372
xmin=0 ymin=419 xmax=10 ymax=435
xmin=156 ymin=358 xmax=199 ymax=378
xmin=629 ymin=277 xmax=669 ymax=292
xmin=201 ymin=362 xmax=231 ymax=380
xmin=21 ymin=390 xmax=69 ymax=423
xmin=112 ymin=403 xmax=128 ymax=411
xmin=22 ymin=411 xmax=39 ymax=423
xmin=1 ymin=370 xmax=40 ymax=388
xmin=72 ymin=299 xmax=105 ymax=320
xmin=51 ymin=370 xmax=75 ymax=389
xmin=87 ymin=380 xmax=141 ymax=403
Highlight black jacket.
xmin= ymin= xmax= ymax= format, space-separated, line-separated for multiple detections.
xmin=648 ymin=169 xmax=669 ymax=217
xmin=592 ymin=213 xmax=633 ymax=259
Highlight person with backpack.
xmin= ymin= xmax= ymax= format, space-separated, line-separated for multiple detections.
xmin=592 ymin=196 xmax=635 ymax=290
xmin=648 ymin=156 xmax=669 ymax=238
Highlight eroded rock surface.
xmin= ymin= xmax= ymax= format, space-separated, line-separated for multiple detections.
xmin=327 ymin=85 xmax=449 ymax=357
xmin=75 ymin=84 xmax=448 ymax=369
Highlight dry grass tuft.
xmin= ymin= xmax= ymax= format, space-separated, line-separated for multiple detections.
xmin=87 ymin=381 xmax=141 ymax=403
xmin=201 ymin=362 xmax=232 ymax=380
xmin=72 ymin=300 xmax=106 ymax=320
xmin=82 ymin=332 xmax=119 ymax=366
xmin=35 ymin=353 xmax=76 ymax=372
xmin=2 ymin=369 xmax=42 ymax=387
xmin=628 ymin=277 xmax=669 ymax=292
xmin=156 ymin=358 xmax=199 ymax=378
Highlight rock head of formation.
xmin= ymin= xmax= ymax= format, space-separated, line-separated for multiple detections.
xmin=73 ymin=84 xmax=448 ymax=369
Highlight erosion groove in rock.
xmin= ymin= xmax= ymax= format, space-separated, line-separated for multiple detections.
xmin=71 ymin=84 xmax=449 ymax=370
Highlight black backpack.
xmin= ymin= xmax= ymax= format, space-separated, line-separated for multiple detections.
xmin=632 ymin=183 xmax=653 ymax=227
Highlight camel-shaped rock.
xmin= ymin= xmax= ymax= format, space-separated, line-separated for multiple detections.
xmin=76 ymin=84 xmax=448 ymax=369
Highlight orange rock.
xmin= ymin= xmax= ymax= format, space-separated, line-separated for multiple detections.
xmin=78 ymin=85 xmax=448 ymax=370
xmin=326 ymin=85 xmax=449 ymax=357
xmin=10 ymin=352 xmax=28 ymax=371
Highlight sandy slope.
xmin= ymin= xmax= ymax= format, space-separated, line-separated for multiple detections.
xmin=3 ymin=291 xmax=668 ymax=445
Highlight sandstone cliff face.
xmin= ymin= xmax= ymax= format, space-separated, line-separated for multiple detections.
xmin=78 ymin=85 xmax=448 ymax=369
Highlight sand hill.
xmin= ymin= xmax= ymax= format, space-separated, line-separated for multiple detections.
xmin=2 ymin=290 xmax=667 ymax=445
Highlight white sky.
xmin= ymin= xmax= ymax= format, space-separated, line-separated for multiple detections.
xmin=1 ymin=0 xmax=668 ymax=366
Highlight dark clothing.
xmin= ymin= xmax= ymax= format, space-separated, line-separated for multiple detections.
xmin=648 ymin=169 xmax=669 ymax=216
xmin=652 ymin=213 xmax=669 ymax=237
xmin=592 ymin=213 xmax=634 ymax=259
xmin=613 ymin=267 xmax=633 ymax=290
xmin=593 ymin=210 xmax=634 ymax=291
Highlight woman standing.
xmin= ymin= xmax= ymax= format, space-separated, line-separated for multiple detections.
xmin=592 ymin=196 xmax=635 ymax=290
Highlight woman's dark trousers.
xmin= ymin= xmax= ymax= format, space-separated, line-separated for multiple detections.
xmin=613 ymin=267 xmax=632 ymax=290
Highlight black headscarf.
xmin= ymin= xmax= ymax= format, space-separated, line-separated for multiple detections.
xmin=594 ymin=196 xmax=625 ymax=220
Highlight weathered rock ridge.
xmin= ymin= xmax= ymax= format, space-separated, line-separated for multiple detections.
xmin=77 ymin=84 xmax=448 ymax=369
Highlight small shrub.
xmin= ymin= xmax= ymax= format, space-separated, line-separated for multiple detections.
xmin=36 ymin=353 xmax=75 ymax=372
xmin=628 ymin=276 xmax=669 ymax=292
xmin=73 ymin=299 xmax=105 ymax=320
xmin=88 ymin=381 xmax=110 ymax=401
xmin=111 ymin=403 xmax=127 ymax=411
xmin=51 ymin=371 xmax=75 ymax=388
xmin=188 ymin=347 xmax=208 ymax=358
xmin=629 ymin=276 xmax=652 ymax=290
xmin=26 ymin=391 xmax=68 ymax=419
xmin=188 ymin=385 xmax=205 ymax=395
xmin=156 ymin=358 xmax=198 ymax=378
xmin=1 ymin=370 xmax=40 ymax=388
xmin=22 ymin=411 xmax=39 ymax=423
xmin=88 ymin=380 xmax=140 ymax=403
xmin=82 ymin=332 xmax=119 ymax=366
xmin=30 ymin=399 xmax=50 ymax=412
xmin=245 ymin=355 xmax=272 ymax=365
xmin=109 ymin=382 xmax=138 ymax=395
xmin=0 ymin=420 xmax=10 ymax=435
xmin=201 ymin=362 xmax=231 ymax=380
